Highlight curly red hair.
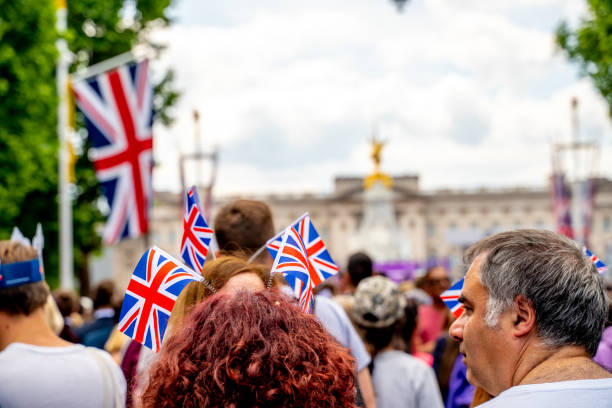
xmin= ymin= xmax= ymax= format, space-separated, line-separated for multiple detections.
xmin=141 ymin=290 xmax=357 ymax=407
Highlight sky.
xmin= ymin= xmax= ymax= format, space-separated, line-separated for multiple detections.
xmin=148 ymin=0 xmax=612 ymax=197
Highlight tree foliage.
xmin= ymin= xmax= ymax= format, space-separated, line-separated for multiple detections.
xmin=0 ymin=1 xmax=60 ymax=285
xmin=556 ymin=0 xmax=612 ymax=116
xmin=0 ymin=0 xmax=179 ymax=291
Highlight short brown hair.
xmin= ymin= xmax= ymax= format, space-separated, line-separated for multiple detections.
xmin=214 ymin=200 xmax=275 ymax=260
xmin=0 ymin=240 xmax=49 ymax=315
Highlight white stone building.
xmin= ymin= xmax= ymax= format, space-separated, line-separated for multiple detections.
xmin=93 ymin=174 xmax=612 ymax=287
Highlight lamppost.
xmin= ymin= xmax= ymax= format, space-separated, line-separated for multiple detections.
xmin=390 ymin=0 xmax=409 ymax=12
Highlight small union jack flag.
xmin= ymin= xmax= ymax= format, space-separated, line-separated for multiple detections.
xmin=266 ymin=213 xmax=338 ymax=287
xmin=270 ymin=227 xmax=315 ymax=313
xmin=584 ymin=247 xmax=607 ymax=274
xmin=72 ymin=60 xmax=154 ymax=244
xmin=118 ymin=247 xmax=203 ymax=352
xmin=181 ymin=186 xmax=214 ymax=273
xmin=440 ymin=278 xmax=465 ymax=318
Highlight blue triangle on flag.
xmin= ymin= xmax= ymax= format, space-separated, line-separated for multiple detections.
xmin=144 ymin=328 xmax=153 ymax=349
xmin=133 ymin=251 xmax=149 ymax=281
xmin=123 ymin=318 xmax=137 ymax=338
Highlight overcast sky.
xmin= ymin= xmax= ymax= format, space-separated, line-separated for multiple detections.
xmin=149 ymin=0 xmax=612 ymax=197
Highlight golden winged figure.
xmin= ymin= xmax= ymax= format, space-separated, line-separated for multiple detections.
xmin=371 ymin=137 xmax=385 ymax=170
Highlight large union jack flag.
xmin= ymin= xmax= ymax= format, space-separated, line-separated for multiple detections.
xmin=266 ymin=213 xmax=338 ymax=287
xmin=72 ymin=59 xmax=154 ymax=244
xmin=118 ymin=246 xmax=203 ymax=352
xmin=181 ymin=186 xmax=214 ymax=273
xmin=270 ymin=227 xmax=315 ymax=313
xmin=440 ymin=278 xmax=465 ymax=318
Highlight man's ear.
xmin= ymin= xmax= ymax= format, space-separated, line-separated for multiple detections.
xmin=511 ymin=294 xmax=535 ymax=338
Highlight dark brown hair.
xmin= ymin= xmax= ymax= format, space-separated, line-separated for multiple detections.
xmin=214 ymin=199 xmax=275 ymax=262
xmin=0 ymin=240 xmax=48 ymax=315
xmin=142 ymin=290 xmax=357 ymax=408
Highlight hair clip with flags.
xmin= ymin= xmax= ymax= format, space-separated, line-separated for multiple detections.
xmin=440 ymin=277 xmax=465 ymax=318
xmin=0 ymin=258 xmax=43 ymax=289
xmin=583 ymin=247 xmax=607 ymax=274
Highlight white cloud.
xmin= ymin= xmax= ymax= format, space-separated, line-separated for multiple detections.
xmin=150 ymin=0 xmax=611 ymax=197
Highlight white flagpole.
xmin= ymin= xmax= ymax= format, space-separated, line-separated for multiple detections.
xmin=56 ymin=0 xmax=74 ymax=289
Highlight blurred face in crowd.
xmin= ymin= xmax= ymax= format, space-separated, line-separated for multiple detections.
xmin=217 ymin=272 xmax=265 ymax=295
xmin=449 ymin=255 xmax=515 ymax=396
xmin=424 ymin=266 xmax=450 ymax=298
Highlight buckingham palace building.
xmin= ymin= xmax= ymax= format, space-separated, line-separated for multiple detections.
xmin=93 ymin=171 xmax=612 ymax=289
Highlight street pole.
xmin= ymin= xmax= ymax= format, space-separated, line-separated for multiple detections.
xmin=56 ymin=0 xmax=74 ymax=289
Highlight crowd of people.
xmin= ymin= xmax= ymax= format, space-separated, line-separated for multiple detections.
xmin=1 ymin=199 xmax=612 ymax=407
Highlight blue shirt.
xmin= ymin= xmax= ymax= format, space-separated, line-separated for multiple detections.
xmin=314 ymin=295 xmax=371 ymax=372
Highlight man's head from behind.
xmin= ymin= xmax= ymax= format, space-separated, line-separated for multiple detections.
xmin=0 ymin=240 xmax=48 ymax=316
xmin=449 ymin=229 xmax=607 ymax=394
xmin=347 ymin=252 xmax=373 ymax=289
xmin=214 ymin=199 xmax=275 ymax=264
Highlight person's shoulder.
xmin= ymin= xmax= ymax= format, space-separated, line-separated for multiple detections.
xmin=315 ymin=295 xmax=348 ymax=319
xmin=481 ymin=379 xmax=612 ymax=407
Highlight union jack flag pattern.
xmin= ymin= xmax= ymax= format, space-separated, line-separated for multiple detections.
xmin=584 ymin=247 xmax=607 ymax=274
xmin=270 ymin=227 xmax=315 ymax=313
xmin=72 ymin=60 xmax=154 ymax=244
xmin=440 ymin=278 xmax=465 ymax=318
xmin=181 ymin=186 xmax=214 ymax=273
xmin=266 ymin=213 xmax=339 ymax=287
xmin=118 ymin=246 xmax=203 ymax=352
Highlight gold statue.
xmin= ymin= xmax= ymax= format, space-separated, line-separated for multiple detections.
xmin=364 ymin=135 xmax=392 ymax=190
xmin=371 ymin=137 xmax=385 ymax=171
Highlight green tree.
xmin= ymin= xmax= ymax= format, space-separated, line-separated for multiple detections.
xmin=0 ymin=1 xmax=179 ymax=291
xmin=556 ymin=0 xmax=612 ymax=116
xmin=0 ymin=1 xmax=60 ymax=285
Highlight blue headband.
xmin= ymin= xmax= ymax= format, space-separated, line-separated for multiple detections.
xmin=0 ymin=259 xmax=43 ymax=289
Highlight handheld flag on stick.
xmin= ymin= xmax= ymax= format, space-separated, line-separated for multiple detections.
xmin=266 ymin=213 xmax=339 ymax=286
xmin=181 ymin=186 xmax=214 ymax=273
xmin=118 ymin=246 xmax=203 ymax=352
xmin=584 ymin=247 xmax=607 ymax=274
xmin=270 ymin=227 xmax=316 ymax=313
xmin=440 ymin=278 xmax=465 ymax=318
xmin=72 ymin=59 xmax=154 ymax=245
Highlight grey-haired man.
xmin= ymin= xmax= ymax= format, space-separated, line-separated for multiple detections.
xmin=450 ymin=229 xmax=612 ymax=407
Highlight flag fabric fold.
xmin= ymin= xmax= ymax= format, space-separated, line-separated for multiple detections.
xmin=180 ymin=186 xmax=214 ymax=274
xmin=440 ymin=278 xmax=465 ymax=318
xmin=72 ymin=59 xmax=154 ymax=244
xmin=118 ymin=246 xmax=203 ymax=352
xmin=270 ymin=227 xmax=316 ymax=313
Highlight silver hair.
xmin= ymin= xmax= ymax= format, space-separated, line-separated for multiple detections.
xmin=464 ymin=229 xmax=607 ymax=356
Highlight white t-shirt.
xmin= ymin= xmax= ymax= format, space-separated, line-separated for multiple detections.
xmin=0 ymin=342 xmax=126 ymax=408
xmin=372 ymin=349 xmax=444 ymax=408
xmin=480 ymin=378 xmax=612 ymax=408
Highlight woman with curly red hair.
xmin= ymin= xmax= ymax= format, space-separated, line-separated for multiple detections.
xmin=140 ymin=290 xmax=357 ymax=407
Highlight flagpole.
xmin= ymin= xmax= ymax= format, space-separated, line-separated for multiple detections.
xmin=72 ymin=50 xmax=134 ymax=82
xmin=56 ymin=0 xmax=74 ymax=289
